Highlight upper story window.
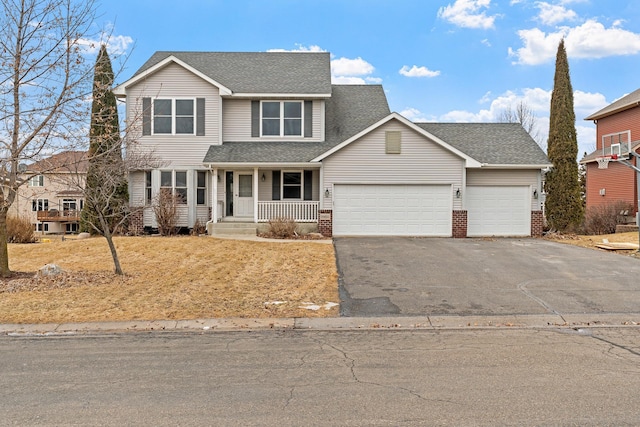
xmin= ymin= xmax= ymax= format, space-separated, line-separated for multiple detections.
xmin=29 ymin=175 xmax=44 ymax=187
xmin=32 ymin=198 xmax=48 ymax=211
xmin=153 ymin=99 xmax=194 ymax=135
xmin=261 ymin=101 xmax=302 ymax=137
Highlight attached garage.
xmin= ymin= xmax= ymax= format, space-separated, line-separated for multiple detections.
xmin=466 ymin=186 xmax=531 ymax=236
xmin=333 ymin=184 xmax=452 ymax=236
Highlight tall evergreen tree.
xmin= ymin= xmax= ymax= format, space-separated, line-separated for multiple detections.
xmin=81 ymin=45 xmax=130 ymax=274
xmin=544 ymin=39 xmax=584 ymax=231
xmin=81 ymin=44 xmax=128 ymax=234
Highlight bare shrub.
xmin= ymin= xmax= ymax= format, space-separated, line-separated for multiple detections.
xmin=582 ymin=201 xmax=635 ymax=235
xmin=152 ymin=189 xmax=182 ymax=236
xmin=266 ymin=217 xmax=297 ymax=239
xmin=7 ymin=216 xmax=36 ymax=243
xmin=190 ymin=218 xmax=206 ymax=236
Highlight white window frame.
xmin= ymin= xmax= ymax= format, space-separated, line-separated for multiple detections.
xmin=260 ymin=101 xmax=303 ymax=137
xmin=32 ymin=198 xmax=48 ymax=211
xmin=62 ymin=198 xmax=77 ymax=212
xmin=29 ymin=175 xmax=44 ymax=187
xmin=145 ymin=171 xmax=152 ymax=205
xmin=160 ymin=170 xmax=188 ymax=204
xmin=281 ymin=170 xmax=303 ymax=200
xmin=196 ymin=171 xmax=207 ymax=206
xmin=152 ymin=98 xmax=196 ymax=135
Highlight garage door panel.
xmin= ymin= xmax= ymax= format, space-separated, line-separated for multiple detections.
xmin=333 ymin=184 xmax=452 ymax=236
xmin=467 ymin=186 xmax=530 ymax=236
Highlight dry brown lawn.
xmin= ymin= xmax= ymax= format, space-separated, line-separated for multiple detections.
xmin=1 ymin=236 xmax=338 ymax=324
xmin=544 ymin=231 xmax=640 ymax=257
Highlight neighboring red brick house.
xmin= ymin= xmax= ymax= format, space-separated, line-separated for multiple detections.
xmin=581 ymin=88 xmax=640 ymax=217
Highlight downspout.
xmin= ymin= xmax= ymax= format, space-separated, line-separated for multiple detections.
xmin=206 ymin=165 xmax=217 ymax=232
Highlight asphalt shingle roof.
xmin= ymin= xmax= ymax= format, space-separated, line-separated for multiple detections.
xmin=415 ymin=122 xmax=550 ymax=165
xmin=203 ymin=84 xmax=391 ymax=163
xmin=133 ymin=51 xmax=332 ymax=95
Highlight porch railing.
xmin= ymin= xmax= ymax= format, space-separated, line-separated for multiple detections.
xmin=37 ymin=209 xmax=80 ymax=222
xmin=257 ymin=201 xmax=319 ymax=223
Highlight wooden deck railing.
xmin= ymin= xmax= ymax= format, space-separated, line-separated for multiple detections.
xmin=37 ymin=209 xmax=80 ymax=222
xmin=257 ymin=201 xmax=319 ymax=223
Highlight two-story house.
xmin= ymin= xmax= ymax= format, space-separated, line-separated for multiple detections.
xmin=114 ymin=51 xmax=550 ymax=237
xmin=581 ymin=88 xmax=640 ymax=219
xmin=11 ymin=151 xmax=87 ymax=234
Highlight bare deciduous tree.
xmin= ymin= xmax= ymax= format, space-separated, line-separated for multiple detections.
xmin=498 ymin=100 xmax=543 ymax=148
xmin=0 ymin=0 xmax=99 ymax=277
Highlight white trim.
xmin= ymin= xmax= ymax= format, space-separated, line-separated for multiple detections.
xmin=479 ymin=164 xmax=553 ymax=169
xmin=202 ymin=162 xmax=321 ymax=168
xmin=260 ymin=100 xmax=304 ymax=138
xmin=281 ymin=170 xmax=304 ymax=201
xmin=113 ymin=56 xmax=233 ymax=96
xmin=151 ymin=98 xmax=197 ymax=136
xmin=311 ymin=112 xmax=482 ymax=167
xmin=226 ymin=92 xmax=331 ymax=99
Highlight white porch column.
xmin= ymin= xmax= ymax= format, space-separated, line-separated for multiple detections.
xmin=212 ymin=168 xmax=218 ymax=222
xmin=253 ymin=167 xmax=259 ymax=223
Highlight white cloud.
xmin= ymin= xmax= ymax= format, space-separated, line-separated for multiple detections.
xmin=331 ymin=56 xmax=381 ymax=85
xmin=399 ymin=65 xmax=441 ymax=78
xmin=331 ymin=57 xmax=374 ymax=76
xmin=79 ymin=29 xmax=133 ymax=56
xmin=481 ymin=38 xmax=492 ymax=47
xmin=509 ymin=20 xmax=640 ymax=65
xmin=399 ymin=108 xmax=435 ymax=122
xmin=438 ymin=0 xmax=497 ymax=30
xmin=535 ymin=2 xmax=577 ymax=26
xmin=267 ymin=44 xmax=327 ymax=53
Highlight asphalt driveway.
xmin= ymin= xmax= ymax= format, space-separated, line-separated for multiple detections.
xmin=334 ymin=237 xmax=640 ymax=317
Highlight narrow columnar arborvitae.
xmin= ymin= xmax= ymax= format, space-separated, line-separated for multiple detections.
xmin=81 ymin=44 xmax=129 ymax=234
xmin=544 ymin=39 xmax=584 ymax=231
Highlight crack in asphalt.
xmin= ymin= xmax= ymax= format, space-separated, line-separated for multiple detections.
xmin=517 ymin=279 xmax=566 ymax=322
xmin=310 ymin=336 xmax=458 ymax=405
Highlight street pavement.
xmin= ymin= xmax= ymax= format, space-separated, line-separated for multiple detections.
xmin=2 ymin=328 xmax=639 ymax=426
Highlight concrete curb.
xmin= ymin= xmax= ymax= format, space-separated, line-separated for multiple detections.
xmin=2 ymin=313 xmax=639 ymax=336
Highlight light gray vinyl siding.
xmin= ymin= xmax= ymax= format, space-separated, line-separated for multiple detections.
xmin=322 ymin=120 xmax=465 ymax=210
xmin=466 ymin=169 xmax=542 ymax=210
xmin=125 ymin=62 xmax=221 ymax=168
xmin=222 ymin=99 xmax=323 ymax=142
xmin=257 ymin=169 xmax=319 ymax=201
xmin=129 ymin=171 xmax=146 ymax=207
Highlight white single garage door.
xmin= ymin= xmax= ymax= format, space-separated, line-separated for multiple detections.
xmin=466 ymin=186 xmax=530 ymax=237
xmin=333 ymin=184 xmax=452 ymax=236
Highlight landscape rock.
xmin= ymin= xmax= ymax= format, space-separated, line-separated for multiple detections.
xmin=37 ymin=264 xmax=64 ymax=278
xmin=77 ymin=232 xmax=91 ymax=240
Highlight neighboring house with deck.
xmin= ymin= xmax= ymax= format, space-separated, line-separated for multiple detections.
xmin=580 ymin=88 xmax=640 ymax=218
xmin=11 ymin=151 xmax=87 ymax=234
xmin=114 ymin=51 xmax=550 ymax=237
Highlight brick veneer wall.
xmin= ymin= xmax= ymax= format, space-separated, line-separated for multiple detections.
xmin=128 ymin=207 xmax=144 ymax=235
xmin=452 ymin=210 xmax=467 ymax=238
xmin=318 ymin=209 xmax=333 ymax=237
xmin=531 ymin=210 xmax=544 ymax=237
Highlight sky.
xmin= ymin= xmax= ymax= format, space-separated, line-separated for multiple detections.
xmin=93 ymin=0 xmax=640 ymax=158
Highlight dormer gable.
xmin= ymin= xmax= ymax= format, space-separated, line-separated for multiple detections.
xmin=113 ymin=55 xmax=232 ymax=97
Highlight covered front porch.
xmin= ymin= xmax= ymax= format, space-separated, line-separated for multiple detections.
xmin=208 ymin=165 xmax=323 ymax=224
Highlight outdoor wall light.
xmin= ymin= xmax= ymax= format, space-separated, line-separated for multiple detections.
xmin=324 ymin=188 xmax=331 ymax=198
xmin=533 ymin=189 xmax=538 ymax=199
xmin=455 ymin=188 xmax=461 ymax=198
xmin=261 ymin=173 xmax=266 ymax=182
xmin=217 ymin=174 xmax=221 ymax=182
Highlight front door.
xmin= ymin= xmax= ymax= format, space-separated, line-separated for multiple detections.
xmin=234 ymin=172 xmax=254 ymax=218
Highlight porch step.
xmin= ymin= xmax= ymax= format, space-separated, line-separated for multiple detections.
xmin=209 ymin=222 xmax=257 ymax=236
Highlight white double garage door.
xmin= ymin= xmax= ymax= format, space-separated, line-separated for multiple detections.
xmin=333 ymin=184 xmax=530 ymax=237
